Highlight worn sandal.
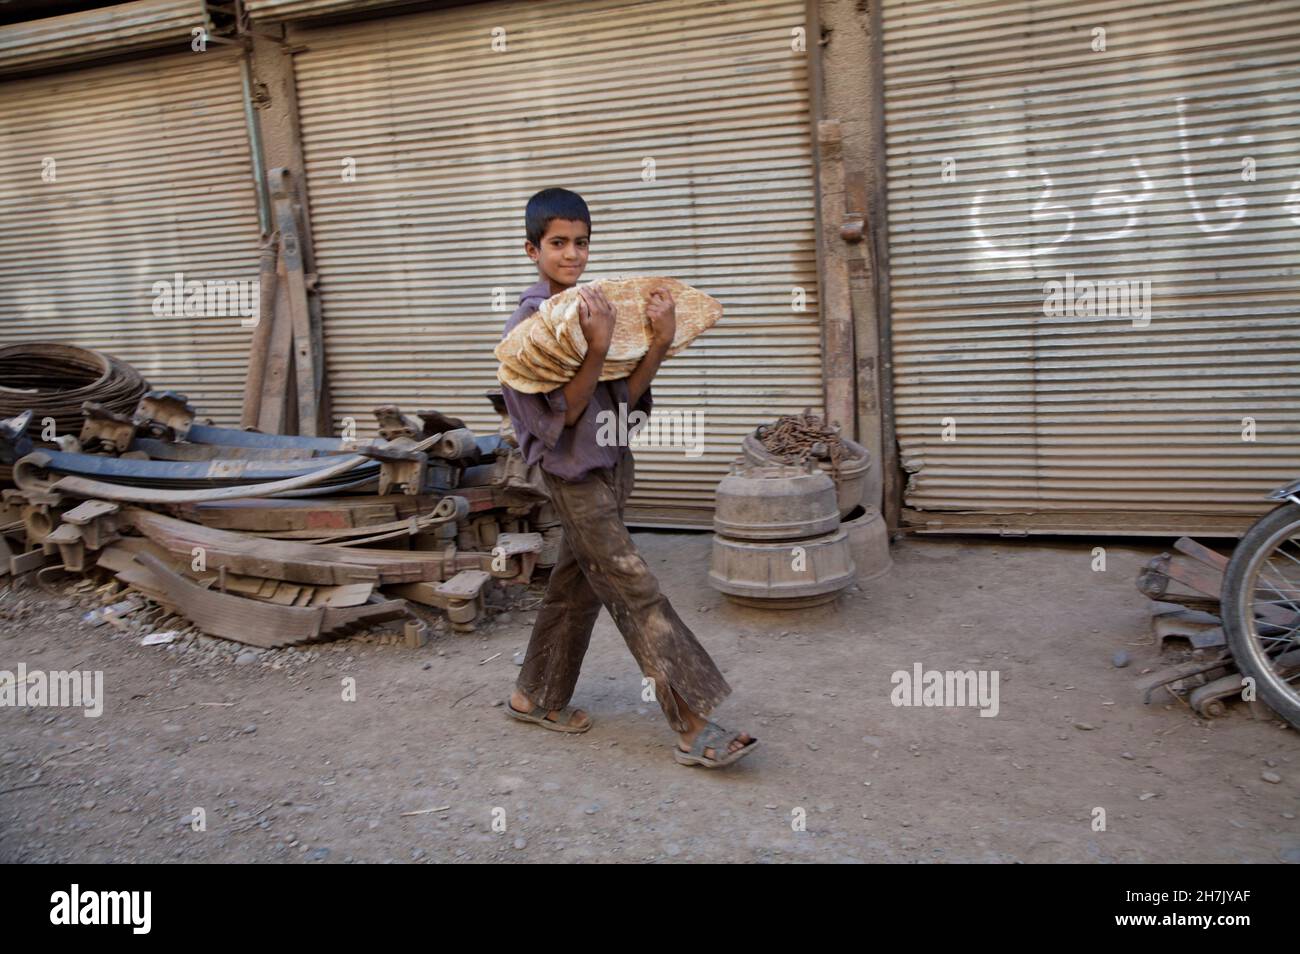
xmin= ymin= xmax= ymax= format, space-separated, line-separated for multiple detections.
xmin=674 ymin=720 xmax=758 ymax=768
xmin=504 ymin=701 xmax=592 ymax=733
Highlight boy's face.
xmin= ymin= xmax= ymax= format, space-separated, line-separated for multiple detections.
xmin=526 ymin=218 xmax=589 ymax=291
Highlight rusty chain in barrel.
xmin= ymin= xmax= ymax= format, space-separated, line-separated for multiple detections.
xmin=756 ymin=409 xmax=846 ymax=479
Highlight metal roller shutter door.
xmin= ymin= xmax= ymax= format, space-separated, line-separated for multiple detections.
xmin=0 ymin=49 xmax=263 ymax=426
xmin=290 ymin=0 xmax=822 ymax=525
xmin=881 ymin=0 xmax=1300 ymax=536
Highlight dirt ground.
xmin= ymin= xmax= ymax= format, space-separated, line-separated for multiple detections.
xmin=1 ymin=531 xmax=1297 ymax=864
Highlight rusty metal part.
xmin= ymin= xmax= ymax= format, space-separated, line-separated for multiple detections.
xmin=16 ymin=489 xmax=64 ymax=545
xmin=374 ymin=404 xmax=423 ymax=441
xmin=43 ymin=498 xmax=123 ymax=568
xmin=753 ymin=410 xmax=850 ymax=480
xmin=416 ymin=408 xmax=467 ymax=436
xmin=0 ymin=410 xmax=33 ymax=464
xmin=363 ymin=437 xmax=428 ymax=496
xmin=432 ymin=428 xmax=479 ymax=460
xmin=79 ymin=401 xmax=137 ymax=453
xmin=1135 ymin=653 xmax=1233 ymax=704
xmin=133 ymin=390 xmax=196 ymax=441
xmin=387 ymin=569 xmax=494 ymax=632
xmin=1186 ymin=650 xmax=1300 ymax=717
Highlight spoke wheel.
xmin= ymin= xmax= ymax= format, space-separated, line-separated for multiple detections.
xmin=1222 ymin=502 xmax=1300 ymax=729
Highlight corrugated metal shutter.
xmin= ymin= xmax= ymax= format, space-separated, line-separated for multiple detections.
xmin=290 ymin=0 xmax=821 ymax=526
xmin=882 ymin=0 xmax=1300 ymax=536
xmin=246 ymin=0 xmax=406 ymax=21
xmin=0 ymin=49 xmax=263 ymax=426
xmin=0 ymin=0 xmax=208 ymax=77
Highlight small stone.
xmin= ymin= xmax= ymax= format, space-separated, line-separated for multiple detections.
xmin=1262 ymin=771 xmax=1282 ymax=784
xmin=242 ymin=724 xmax=258 ymax=735
xmin=309 ymin=847 xmax=330 ymax=861
xmin=513 ymin=651 xmax=525 ymax=666
xmin=513 ymin=837 xmax=526 ymax=850
xmin=1073 ymin=722 xmax=1096 ymax=731
xmin=422 ymin=662 xmax=432 ymax=671
xmin=1111 ymin=650 xmax=1130 ymax=668
xmin=80 ymin=800 xmax=96 ymax=810
xmin=1121 ymin=751 xmax=1135 ymax=760
xmin=235 ymin=651 xmax=260 ymax=665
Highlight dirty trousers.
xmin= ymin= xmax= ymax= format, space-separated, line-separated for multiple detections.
xmin=515 ymin=450 xmax=731 ymax=733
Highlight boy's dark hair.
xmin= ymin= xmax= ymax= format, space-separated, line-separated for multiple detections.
xmin=525 ymin=187 xmax=591 ymax=247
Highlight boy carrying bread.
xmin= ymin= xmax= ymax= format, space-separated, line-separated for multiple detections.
xmin=499 ymin=187 xmax=757 ymax=768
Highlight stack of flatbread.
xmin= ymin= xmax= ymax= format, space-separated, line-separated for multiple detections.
xmin=495 ymin=276 xmax=722 ymax=394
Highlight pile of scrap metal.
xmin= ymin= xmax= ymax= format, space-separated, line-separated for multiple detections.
xmin=0 ymin=346 xmax=564 ymax=648
xmin=1133 ymin=536 xmax=1292 ymax=720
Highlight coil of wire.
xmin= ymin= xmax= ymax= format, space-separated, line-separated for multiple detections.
xmin=0 ymin=342 xmax=149 ymax=437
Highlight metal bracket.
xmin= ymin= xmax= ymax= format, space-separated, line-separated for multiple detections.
xmin=79 ymin=401 xmax=137 ymax=453
xmin=134 ymin=390 xmax=196 ymax=441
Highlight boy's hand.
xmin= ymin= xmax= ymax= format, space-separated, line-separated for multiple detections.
xmin=646 ymin=287 xmax=676 ymax=350
xmin=577 ymin=285 xmax=615 ymax=355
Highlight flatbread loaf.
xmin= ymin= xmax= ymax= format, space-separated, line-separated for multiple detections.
xmin=495 ymin=276 xmax=722 ymax=393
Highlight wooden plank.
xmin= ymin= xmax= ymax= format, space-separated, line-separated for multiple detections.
xmin=1174 ymin=536 xmax=1230 ymax=571
xmin=257 ymin=256 xmax=295 ymax=435
xmin=270 ymin=168 xmax=321 ymax=437
xmin=243 ymin=230 xmax=279 ymax=430
xmin=1162 ymin=554 xmax=1224 ymax=600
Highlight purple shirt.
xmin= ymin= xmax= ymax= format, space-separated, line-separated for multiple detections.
xmin=500 ymin=279 xmax=653 ymax=482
